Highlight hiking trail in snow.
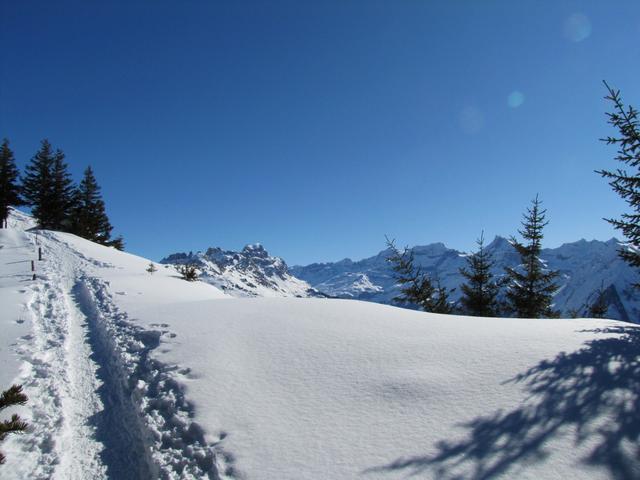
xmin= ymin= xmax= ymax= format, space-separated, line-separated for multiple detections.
xmin=2 ymin=228 xmax=227 ymax=479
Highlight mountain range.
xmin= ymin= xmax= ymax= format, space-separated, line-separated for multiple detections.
xmin=160 ymin=236 xmax=639 ymax=321
xmin=291 ymin=236 xmax=640 ymax=321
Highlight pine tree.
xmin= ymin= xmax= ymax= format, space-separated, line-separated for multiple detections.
xmin=71 ymin=166 xmax=117 ymax=246
xmin=431 ymin=277 xmax=454 ymax=314
xmin=386 ymin=237 xmax=427 ymax=306
xmin=22 ymin=140 xmax=74 ymax=230
xmin=146 ymin=262 xmax=157 ymax=274
xmin=385 ymin=237 xmax=452 ymax=314
xmin=459 ymin=231 xmax=500 ymax=317
xmin=49 ymin=150 xmax=75 ymax=230
xmin=0 ymin=384 xmax=28 ymax=465
xmin=0 ymin=139 xmax=23 ymax=228
xmin=588 ymin=283 xmax=609 ymax=319
xmin=22 ymin=139 xmax=55 ymax=228
xmin=505 ymin=195 xmax=560 ymax=318
xmin=596 ymin=82 xmax=640 ymax=287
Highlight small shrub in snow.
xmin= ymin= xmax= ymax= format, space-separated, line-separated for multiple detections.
xmin=177 ymin=263 xmax=198 ymax=282
xmin=146 ymin=262 xmax=157 ymax=275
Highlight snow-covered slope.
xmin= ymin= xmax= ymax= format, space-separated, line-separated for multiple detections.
xmin=160 ymin=244 xmax=321 ymax=298
xmin=292 ymin=236 xmax=640 ymax=321
xmin=1 ymin=209 xmax=639 ymax=479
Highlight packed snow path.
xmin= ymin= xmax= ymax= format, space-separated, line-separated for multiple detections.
xmin=2 ymin=227 xmax=226 ymax=479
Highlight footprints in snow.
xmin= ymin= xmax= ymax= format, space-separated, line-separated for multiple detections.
xmin=149 ymin=323 xmax=178 ymax=340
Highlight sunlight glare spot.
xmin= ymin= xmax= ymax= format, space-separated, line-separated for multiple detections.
xmin=508 ymin=91 xmax=525 ymax=108
xmin=564 ymin=13 xmax=592 ymax=42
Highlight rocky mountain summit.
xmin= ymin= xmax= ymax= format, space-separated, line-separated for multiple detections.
xmin=161 ymin=243 xmax=321 ymax=298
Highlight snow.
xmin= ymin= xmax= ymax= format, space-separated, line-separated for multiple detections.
xmin=1 ymin=209 xmax=638 ymax=479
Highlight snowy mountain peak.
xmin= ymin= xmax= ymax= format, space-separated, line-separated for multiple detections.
xmin=161 ymin=244 xmax=320 ymax=298
xmin=292 ymin=237 xmax=640 ymax=321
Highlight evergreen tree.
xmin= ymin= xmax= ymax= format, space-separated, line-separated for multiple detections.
xmin=459 ymin=231 xmax=500 ymax=317
xmin=596 ymin=82 xmax=640 ymax=287
xmin=177 ymin=263 xmax=198 ymax=281
xmin=0 ymin=384 xmax=28 ymax=464
xmin=431 ymin=277 xmax=454 ymax=314
xmin=71 ymin=166 xmax=116 ymax=245
xmin=22 ymin=140 xmax=74 ymax=230
xmin=49 ymin=150 xmax=75 ymax=230
xmin=0 ymin=139 xmax=23 ymax=228
xmin=385 ymin=237 xmax=452 ymax=314
xmin=22 ymin=139 xmax=55 ymax=228
xmin=588 ymin=283 xmax=609 ymax=319
xmin=505 ymin=195 xmax=560 ymax=318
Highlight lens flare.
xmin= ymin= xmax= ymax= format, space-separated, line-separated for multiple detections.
xmin=508 ymin=91 xmax=525 ymax=108
xmin=564 ymin=13 xmax=592 ymax=42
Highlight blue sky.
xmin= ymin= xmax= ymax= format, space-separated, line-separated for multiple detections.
xmin=2 ymin=1 xmax=640 ymax=265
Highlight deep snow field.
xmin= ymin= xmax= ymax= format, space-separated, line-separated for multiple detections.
xmin=1 ymin=209 xmax=638 ymax=479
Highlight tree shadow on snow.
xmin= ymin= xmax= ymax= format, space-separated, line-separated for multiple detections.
xmin=364 ymin=326 xmax=640 ymax=479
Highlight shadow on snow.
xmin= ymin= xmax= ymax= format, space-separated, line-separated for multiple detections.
xmin=365 ymin=326 xmax=640 ymax=479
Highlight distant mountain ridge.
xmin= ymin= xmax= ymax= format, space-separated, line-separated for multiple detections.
xmin=291 ymin=236 xmax=640 ymax=322
xmin=160 ymin=243 xmax=321 ymax=298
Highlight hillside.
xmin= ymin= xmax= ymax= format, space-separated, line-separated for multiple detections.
xmin=0 ymin=209 xmax=638 ymax=479
xmin=292 ymin=236 xmax=640 ymax=321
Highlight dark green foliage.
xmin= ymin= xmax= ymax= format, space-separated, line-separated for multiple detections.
xmin=431 ymin=277 xmax=454 ymax=314
xmin=505 ymin=195 xmax=560 ymax=318
xmin=146 ymin=262 xmax=158 ymax=274
xmin=596 ymin=82 xmax=640 ymax=287
xmin=177 ymin=263 xmax=198 ymax=281
xmin=70 ymin=166 xmax=119 ymax=247
xmin=22 ymin=140 xmax=74 ymax=230
xmin=589 ymin=283 xmax=609 ymax=319
xmin=385 ymin=237 xmax=452 ymax=314
xmin=0 ymin=384 xmax=28 ymax=465
xmin=49 ymin=151 xmax=75 ymax=230
xmin=0 ymin=139 xmax=23 ymax=228
xmin=107 ymin=236 xmax=125 ymax=251
xmin=459 ymin=232 xmax=501 ymax=317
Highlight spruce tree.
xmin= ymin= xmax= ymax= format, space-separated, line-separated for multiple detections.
xmin=459 ymin=231 xmax=500 ymax=317
xmin=596 ymin=82 xmax=640 ymax=287
xmin=385 ymin=237 xmax=452 ymax=314
xmin=588 ymin=283 xmax=608 ymax=319
xmin=505 ymin=195 xmax=560 ymax=318
xmin=22 ymin=139 xmax=55 ymax=228
xmin=0 ymin=139 xmax=23 ymax=228
xmin=386 ymin=237 xmax=427 ymax=307
xmin=0 ymin=384 xmax=28 ymax=464
xmin=22 ymin=140 xmax=74 ymax=230
xmin=71 ymin=166 xmax=116 ymax=245
xmin=49 ymin=150 xmax=75 ymax=230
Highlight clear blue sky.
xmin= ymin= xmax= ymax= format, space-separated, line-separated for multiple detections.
xmin=2 ymin=1 xmax=639 ymax=265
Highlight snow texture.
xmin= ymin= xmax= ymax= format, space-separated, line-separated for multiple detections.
xmin=0 ymin=208 xmax=638 ymax=479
